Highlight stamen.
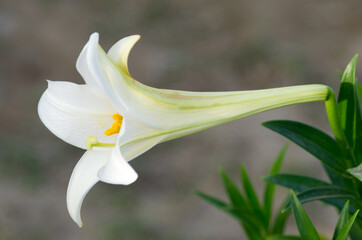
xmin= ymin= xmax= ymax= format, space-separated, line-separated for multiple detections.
xmin=86 ymin=136 xmax=115 ymax=150
xmin=105 ymin=113 xmax=123 ymax=136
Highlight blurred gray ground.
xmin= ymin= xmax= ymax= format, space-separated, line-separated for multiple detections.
xmin=1 ymin=0 xmax=362 ymax=239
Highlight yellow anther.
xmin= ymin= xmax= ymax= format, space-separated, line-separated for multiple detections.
xmin=104 ymin=113 xmax=123 ymax=136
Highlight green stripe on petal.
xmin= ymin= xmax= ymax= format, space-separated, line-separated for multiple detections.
xmin=94 ymin=39 xmax=330 ymax=131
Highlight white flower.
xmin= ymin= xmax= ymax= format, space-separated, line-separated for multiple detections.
xmin=38 ymin=33 xmax=329 ymax=227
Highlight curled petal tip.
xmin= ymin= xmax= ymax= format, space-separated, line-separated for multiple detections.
xmin=107 ymin=34 xmax=141 ymax=77
xmin=90 ymin=32 xmax=99 ymax=40
xmin=98 ymin=161 xmax=138 ymax=185
xmin=98 ymin=147 xmax=138 ymax=185
xmin=130 ymin=34 xmax=141 ymax=41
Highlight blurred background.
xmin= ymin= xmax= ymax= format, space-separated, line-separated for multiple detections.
xmin=1 ymin=0 xmax=362 ymax=239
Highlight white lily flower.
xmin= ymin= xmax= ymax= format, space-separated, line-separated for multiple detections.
xmin=38 ymin=33 xmax=330 ymax=227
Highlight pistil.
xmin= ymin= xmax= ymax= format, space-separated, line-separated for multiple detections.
xmin=86 ymin=136 xmax=115 ymax=150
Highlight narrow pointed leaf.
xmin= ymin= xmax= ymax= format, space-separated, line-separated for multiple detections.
xmin=322 ymin=164 xmax=346 ymax=187
xmin=268 ymin=176 xmax=360 ymax=219
xmin=323 ymin=199 xmax=361 ymax=221
xmin=337 ymin=55 xmax=358 ymax=149
xmin=354 ymin=83 xmax=362 ymax=164
xmin=227 ymin=208 xmax=267 ymax=231
xmin=266 ymin=176 xmax=357 ymax=216
xmin=272 ymin=211 xmax=290 ymax=235
xmin=243 ymin=227 xmax=265 ymax=240
xmin=263 ymin=174 xmax=330 ymax=192
xmin=241 ymin=164 xmax=265 ymax=227
xmin=357 ymin=84 xmax=362 ymax=103
xmin=332 ymin=201 xmax=350 ymax=240
xmin=194 ymin=190 xmax=228 ymax=208
xmin=263 ymin=120 xmax=345 ymax=171
xmin=219 ymin=169 xmax=247 ymax=209
xmin=290 ymin=190 xmax=320 ymax=240
xmin=272 ymin=198 xmax=291 ymax=234
xmin=347 ymin=163 xmax=362 ymax=182
xmin=354 ymin=109 xmax=362 ymax=165
xmin=348 ymin=219 xmax=362 ymax=240
xmin=335 ymin=210 xmax=360 ymax=240
xmin=264 ymin=144 xmax=288 ymax=228
xmin=284 ymin=186 xmax=356 ymax=211
xmin=268 ymin=235 xmax=302 ymax=240
xmin=194 ymin=191 xmax=263 ymax=235
xmin=195 ymin=190 xmax=264 ymax=231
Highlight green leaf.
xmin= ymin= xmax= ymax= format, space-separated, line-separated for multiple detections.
xmin=323 ymin=199 xmax=361 ymax=220
xmin=335 ymin=210 xmax=360 ymax=240
xmin=337 ymin=55 xmax=362 ymax=165
xmin=272 ymin=198 xmax=291 ymax=234
xmin=241 ymin=164 xmax=265 ymax=227
xmin=194 ymin=190 xmax=260 ymax=227
xmin=219 ymin=169 xmax=247 ymax=209
xmin=263 ymin=174 xmax=330 ymax=192
xmin=357 ymin=84 xmax=362 ymax=102
xmin=264 ymin=145 xmax=288 ymax=228
xmin=267 ymin=235 xmax=302 ymax=240
xmin=263 ymin=174 xmax=359 ymax=217
xmin=263 ymin=120 xmax=345 ymax=171
xmin=337 ymin=55 xmax=358 ymax=149
xmin=289 ymin=190 xmax=320 ymax=240
xmin=354 ymin=91 xmax=362 ymax=165
xmin=333 ymin=201 xmax=350 ymax=240
xmin=194 ymin=190 xmax=228 ymax=208
xmin=194 ymin=190 xmax=264 ymax=239
xmin=284 ymin=186 xmax=356 ymax=211
xmin=322 ymin=164 xmax=348 ymax=187
xmin=243 ymin=226 xmax=265 ymax=240
xmin=349 ymin=219 xmax=362 ymax=240
xmin=228 ymin=208 xmax=267 ymax=230
xmin=355 ymin=82 xmax=362 ymax=164
xmin=347 ymin=163 xmax=362 ymax=182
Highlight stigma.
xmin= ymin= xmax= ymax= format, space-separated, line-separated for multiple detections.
xmin=105 ymin=113 xmax=123 ymax=136
xmin=86 ymin=136 xmax=115 ymax=150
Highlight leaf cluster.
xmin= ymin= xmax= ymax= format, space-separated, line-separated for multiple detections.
xmin=196 ymin=147 xmax=359 ymax=240
xmin=290 ymin=191 xmax=358 ymax=240
xmin=263 ymin=55 xmax=362 ymax=239
xmin=196 ymin=146 xmax=300 ymax=240
xmin=196 ymin=56 xmax=362 ymax=239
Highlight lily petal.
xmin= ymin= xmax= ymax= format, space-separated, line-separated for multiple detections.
xmin=107 ymin=35 xmax=140 ymax=77
xmin=123 ymin=84 xmax=330 ymax=130
xmin=85 ymin=33 xmax=127 ymax=114
xmin=46 ymin=81 xmax=114 ymax=114
xmin=91 ymin=35 xmax=329 ymax=130
xmin=98 ymin=113 xmax=164 ymax=183
xmin=66 ymin=150 xmax=110 ymax=227
xmin=116 ymin=113 xmax=166 ymax=161
xmin=97 ymin=144 xmax=138 ymax=184
xmin=76 ymin=39 xmax=107 ymax=100
xmin=38 ymin=81 xmax=117 ymax=149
